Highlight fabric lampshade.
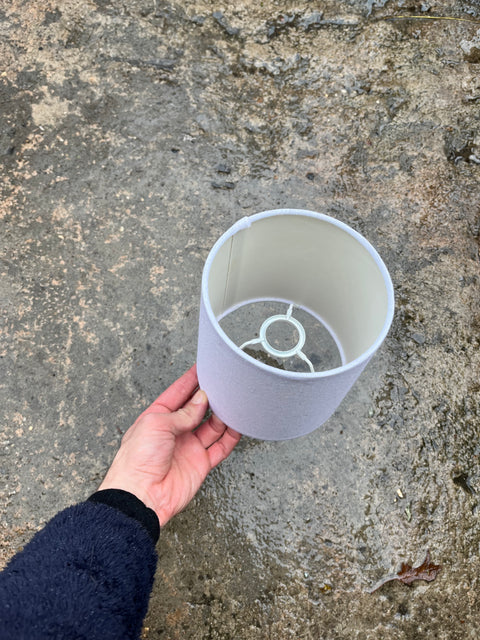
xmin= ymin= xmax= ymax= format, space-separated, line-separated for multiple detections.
xmin=197 ymin=209 xmax=394 ymax=440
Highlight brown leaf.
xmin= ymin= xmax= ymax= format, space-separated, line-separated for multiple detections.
xmin=396 ymin=550 xmax=441 ymax=585
xmin=369 ymin=550 xmax=441 ymax=593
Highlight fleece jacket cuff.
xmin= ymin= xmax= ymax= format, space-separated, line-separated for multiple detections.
xmin=88 ymin=489 xmax=160 ymax=544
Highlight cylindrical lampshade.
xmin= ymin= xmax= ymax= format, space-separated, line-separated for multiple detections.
xmin=197 ymin=209 xmax=394 ymax=440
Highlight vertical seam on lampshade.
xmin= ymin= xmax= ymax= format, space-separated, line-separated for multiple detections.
xmin=222 ymin=233 xmax=235 ymax=312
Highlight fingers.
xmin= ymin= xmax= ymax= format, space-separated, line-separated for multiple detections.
xmin=207 ymin=427 xmax=241 ymax=469
xmin=194 ymin=412 xmax=229 ymax=449
xmin=149 ymin=365 xmax=198 ymax=413
xmin=168 ymin=388 xmax=209 ymax=435
xmin=196 ymin=412 xmax=241 ymax=467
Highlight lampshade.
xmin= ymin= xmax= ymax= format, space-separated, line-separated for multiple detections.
xmin=196 ymin=209 xmax=394 ymax=440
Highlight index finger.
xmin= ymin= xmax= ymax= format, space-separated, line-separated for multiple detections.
xmin=147 ymin=364 xmax=199 ymax=413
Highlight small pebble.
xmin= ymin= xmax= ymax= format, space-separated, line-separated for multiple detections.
xmin=211 ymin=181 xmax=236 ymax=190
xmin=215 ymin=163 xmax=232 ymax=174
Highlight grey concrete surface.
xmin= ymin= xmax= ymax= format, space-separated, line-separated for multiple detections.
xmin=1 ymin=0 xmax=480 ymax=637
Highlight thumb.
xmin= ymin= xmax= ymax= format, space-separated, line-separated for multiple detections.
xmin=170 ymin=389 xmax=209 ymax=435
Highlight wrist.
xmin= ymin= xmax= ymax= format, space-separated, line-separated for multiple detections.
xmin=98 ymin=476 xmax=157 ymax=516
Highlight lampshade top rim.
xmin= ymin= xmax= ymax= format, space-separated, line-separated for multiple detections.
xmin=201 ymin=208 xmax=395 ymax=379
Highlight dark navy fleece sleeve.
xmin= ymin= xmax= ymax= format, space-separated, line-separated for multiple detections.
xmin=0 ymin=494 xmax=159 ymax=640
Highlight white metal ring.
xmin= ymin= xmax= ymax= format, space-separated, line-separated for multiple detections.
xmin=259 ymin=315 xmax=306 ymax=359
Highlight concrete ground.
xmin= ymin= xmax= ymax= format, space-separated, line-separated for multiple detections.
xmin=1 ymin=0 xmax=480 ymax=637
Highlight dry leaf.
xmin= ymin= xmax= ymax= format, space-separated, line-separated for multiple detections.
xmin=369 ymin=550 xmax=441 ymax=593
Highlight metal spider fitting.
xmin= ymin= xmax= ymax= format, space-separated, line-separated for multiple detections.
xmin=239 ymin=303 xmax=315 ymax=373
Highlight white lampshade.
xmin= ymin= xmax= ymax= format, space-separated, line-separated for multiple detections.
xmin=197 ymin=209 xmax=394 ymax=440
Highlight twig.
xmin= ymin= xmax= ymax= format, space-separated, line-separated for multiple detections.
xmin=381 ymin=15 xmax=480 ymax=24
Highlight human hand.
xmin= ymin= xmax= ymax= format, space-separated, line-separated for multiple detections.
xmin=98 ymin=365 xmax=241 ymax=526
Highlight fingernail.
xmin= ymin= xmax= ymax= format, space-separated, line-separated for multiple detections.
xmin=192 ymin=389 xmax=207 ymax=405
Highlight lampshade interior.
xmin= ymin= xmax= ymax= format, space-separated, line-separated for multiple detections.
xmin=218 ymin=300 xmax=343 ymax=372
xmin=207 ymin=214 xmax=390 ymax=365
